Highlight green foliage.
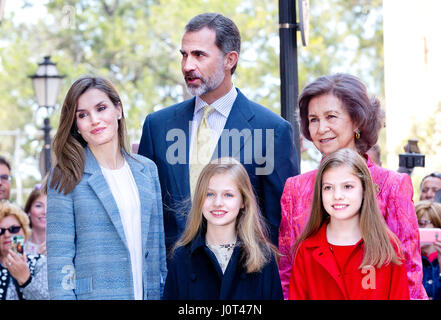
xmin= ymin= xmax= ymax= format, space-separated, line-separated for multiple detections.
xmin=298 ymin=0 xmax=384 ymax=166
xmin=0 ymin=0 xmax=385 ymax=191
xmin=407 ymin=101 xmax=441 ymax=174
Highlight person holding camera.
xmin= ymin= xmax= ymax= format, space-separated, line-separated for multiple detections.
xmin=415 ymin=201 xmax=441 ymax=300
xmin=278 ymin=73 xmax=426 ymax=300
xmin=0 ymin=201 xmax=49 ymax=300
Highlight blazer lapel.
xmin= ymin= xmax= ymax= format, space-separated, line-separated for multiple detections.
xmin=84 ymin=147 xmax=129 ymax=251
xmin=214 ymin=89 xmax=254 ymax=160
xmin=125 ymin=154 xmax=152 ymax=256
xmin=165 ymin=99 xmax=194 ymax=199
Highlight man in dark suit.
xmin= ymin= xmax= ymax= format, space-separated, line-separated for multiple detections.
xmin=139 ymin=13 xmax=299 ymax=252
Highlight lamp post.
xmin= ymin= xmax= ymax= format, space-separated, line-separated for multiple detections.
xmin=29 ymin=56 xmax=65 ymax=176
xmin=279 ymin=0 xmax=309 ymax=169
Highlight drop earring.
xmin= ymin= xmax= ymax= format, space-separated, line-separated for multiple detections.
xmin=354 ymin=129 xmax=361 ymax=140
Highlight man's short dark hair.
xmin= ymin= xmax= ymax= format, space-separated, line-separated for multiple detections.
xmin=185 ymin=12 xmax=241 ymax=74
xmin=0 ymin=156 xmax=10 ymax=171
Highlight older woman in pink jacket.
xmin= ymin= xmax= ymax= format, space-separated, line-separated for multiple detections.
xmin=279 ymin=73 xmax=427 ymax=300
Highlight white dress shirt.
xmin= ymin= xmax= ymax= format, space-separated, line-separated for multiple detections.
xmin=189 ymin=85 xmax=238 ymax=163
xmin=101 ymin=161 xmax=143 ymax=300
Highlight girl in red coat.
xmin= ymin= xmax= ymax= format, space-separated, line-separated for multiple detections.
xmin=289 ymin=148 xmax=410 ymax=300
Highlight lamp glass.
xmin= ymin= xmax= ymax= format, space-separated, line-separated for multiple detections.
xmin=32 ymin=64 xmax=62 ymax=107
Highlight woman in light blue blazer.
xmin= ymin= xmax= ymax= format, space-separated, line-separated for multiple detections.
xmin=45 ymin=76 xmax=167 ymax=299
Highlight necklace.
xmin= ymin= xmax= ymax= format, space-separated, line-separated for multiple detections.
xmin=206 ymin=240 xmax=237 ymax=274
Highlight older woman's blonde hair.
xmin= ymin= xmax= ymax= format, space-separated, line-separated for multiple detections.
xmin=0 ymin=201 xmax=32 ymax=240
xmin=172 ymin=157 xmax=278 ymax=273
xmin=415 ymin=201 xmax=441 ymax=228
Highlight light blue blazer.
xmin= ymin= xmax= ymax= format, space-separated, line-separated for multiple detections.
xmin=46 ymin=147 xmax=167 ymax=300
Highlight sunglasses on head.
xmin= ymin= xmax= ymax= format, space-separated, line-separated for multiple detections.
xmin=424 ymin=172 xmax=441 ymax=180
xmin=0 ymin=226 xmax=21 ymax=236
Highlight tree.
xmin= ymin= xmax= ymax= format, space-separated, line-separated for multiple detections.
xmin=0 ymin=0 xmax=385 ymax=203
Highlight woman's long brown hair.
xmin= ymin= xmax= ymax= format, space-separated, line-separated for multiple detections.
xmin=294 ymin=148 xmax=403 ymax=268
xmin=46 ymin=76 xmax=129 ymax=195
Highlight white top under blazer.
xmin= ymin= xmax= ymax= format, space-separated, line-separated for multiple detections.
xmin=101 ymin=160 xmax=143 ymax=300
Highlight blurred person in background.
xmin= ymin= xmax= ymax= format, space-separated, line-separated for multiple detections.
xmin=0 ymin=201 xmax=49 ymax=299
xmin=434 ymin=189 xmax=441 ymax=204
xmin=0 ymin=156 xmax=11 ymax=201
xmin=420 ymin=172 xmax=441 ymax=201
xmin=24 ymin=185 xmax=46 ymax=255
xmin=415 ymin=200 xmax=441 ymax=300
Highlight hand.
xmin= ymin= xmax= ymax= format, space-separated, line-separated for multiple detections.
xmin=37 ymin=241 xmax=46 ymax=255
xmin=4 ymin=250 xmax=31 ymax=286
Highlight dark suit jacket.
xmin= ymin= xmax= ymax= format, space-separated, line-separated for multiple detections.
xmin=138 ymin=88 xmax=299 ymax=251
xmin=162 ymin=232 xmax=283 ymax=300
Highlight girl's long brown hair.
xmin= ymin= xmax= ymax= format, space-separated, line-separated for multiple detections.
xmin=294 ymin=148 xmax=403 ymax=268
xmin=45 ymin=76 xmax=129 ymax=195
xmin=172 ymin=157 xmax=278 ymax=273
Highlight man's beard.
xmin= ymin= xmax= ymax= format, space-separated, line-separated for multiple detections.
xmin=185 ymin=61 xmax=226 ymax=97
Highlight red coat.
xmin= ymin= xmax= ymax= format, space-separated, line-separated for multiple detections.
xmin=280 ymin=155 xmax=426 ymax=299
xmin=289 ymin=223 xmax=410 ymax=300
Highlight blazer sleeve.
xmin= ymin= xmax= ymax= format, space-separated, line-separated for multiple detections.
xmin=46 ymin=181 xmax=77 ymax=300
xmin=278 ymin=177 xmax=296 ymax=300
xmin=270 ymin=254 xmax=284 ymax=300
xmin=262 ymin=120 xmax=299 ymax=246
xmin=138 ymin=114 xmax=155 ymax=160
xmin=385 ymin=173 xmax=427 ymax=300
xmin=149 ymin=162 xmax=168 ymax=298
xmin=289 ymin=243 xmax=308 ymax=300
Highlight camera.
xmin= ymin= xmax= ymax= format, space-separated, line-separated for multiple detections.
xmin=398 ymin=139 xmax=425 ymax=174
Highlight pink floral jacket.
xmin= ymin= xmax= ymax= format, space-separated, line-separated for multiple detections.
xmin=278 ymin=156 xmax=427 ymax=300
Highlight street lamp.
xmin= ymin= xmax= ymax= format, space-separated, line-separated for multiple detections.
xmin=279 ymin=0 xmax=309 ymax=169
xmin=29 ymin=56 xmax=65 ymax=176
